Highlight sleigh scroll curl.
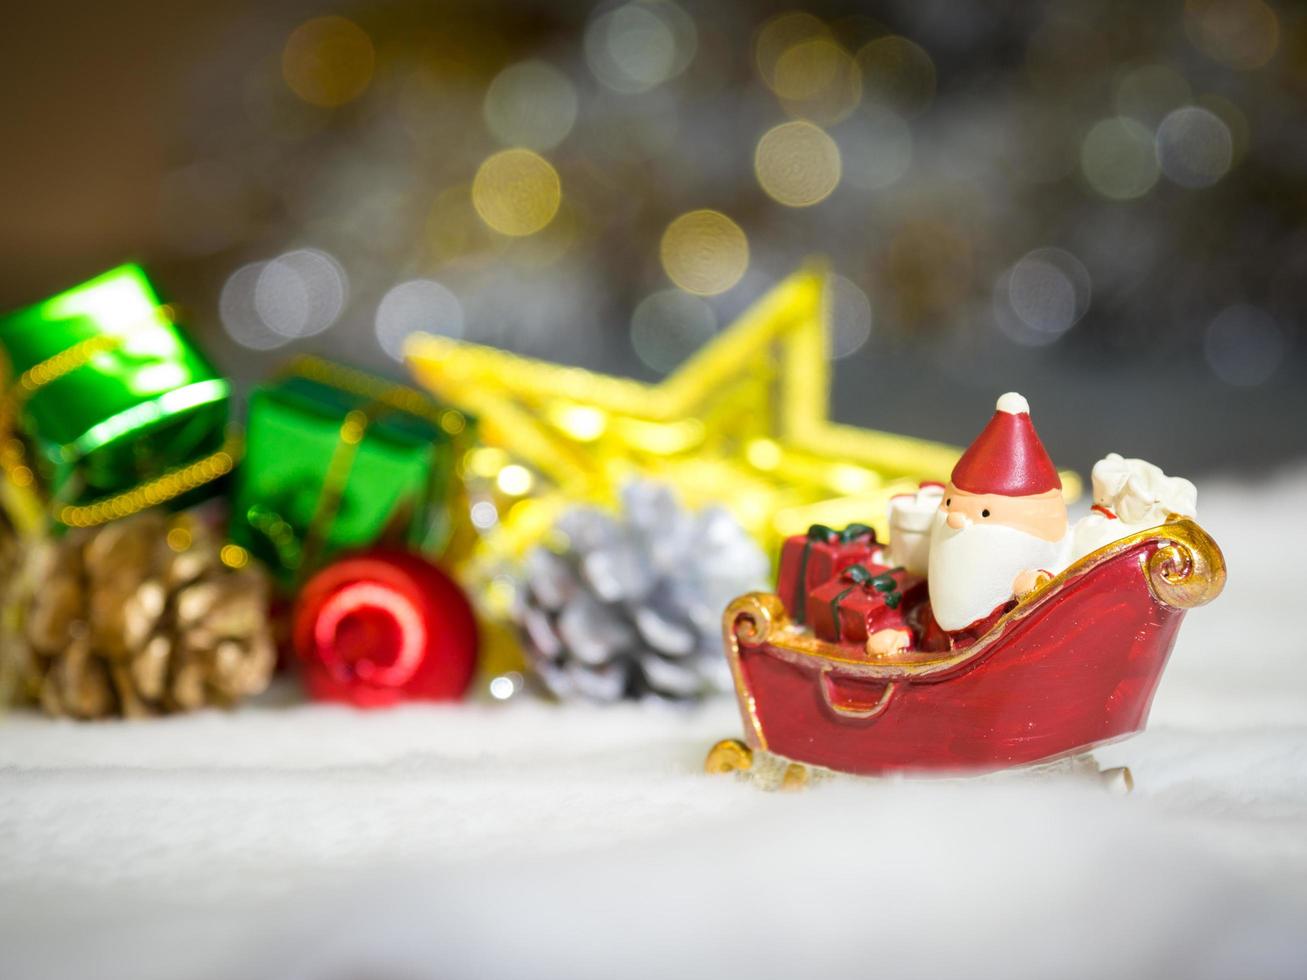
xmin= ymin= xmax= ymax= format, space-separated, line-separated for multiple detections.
xmin=1144 ymin=518 xmax=1226 ymax=610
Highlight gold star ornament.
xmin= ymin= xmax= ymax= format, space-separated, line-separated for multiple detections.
xmin=406 ymin=264 xmax=1078 ymax=617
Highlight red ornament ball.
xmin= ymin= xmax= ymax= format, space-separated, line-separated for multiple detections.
xmin=293 ymin=550 xmax=478 ymax=707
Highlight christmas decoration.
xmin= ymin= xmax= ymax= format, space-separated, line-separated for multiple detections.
xmin=706 ymin=391 xmax=1226 ymax=784
xmin=805 ymin=563 xmax=925 ymax=645
xmin=887 ymin=483 xmax=945 ymax=577
xmin=408 ymin=269 xmax=1077 ymax=636
xmin=229 ymin=356 xmax=469 ymax=585
xmin=15 ymin=510 xmax=274 ymax=719
xmin=0 ymin=265 xmax=236 ymax=529
xmin=776 ymin=522 xmax=880 ymax=625
xmin=514 ymin=481 xmax=768 ymax=703
xmin=927 ymin=392 xmax=1070 ymax=640
xmin=1071 ymin=454 xmax=1199 ymax=559
xmin=293 ymin=549 xmax=478 ymax=707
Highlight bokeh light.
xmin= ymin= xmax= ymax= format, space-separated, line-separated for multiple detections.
xmin=659 ymin=210 xmax=749 ymax=295
xmin=1155 ymin=106 xmax=1233 ymax=189
xmin=496 ymin=464 xmax=534 ymax=496
xmin=220 ymin=264 xmax=286 ymax=351
xmin=993 ymin=247 xmax=1091 ymax=347
xmin=1185 ymin=0 xmax=1279 ymax=70
xmin=840 ymin=105 xmax=913 ymax=191
xmin=856 ymin=36 xmax=936 ymax=118
xmin=825 ymin=275 xmax=872 ymax=359
xmin=375 ymin=279 xmax=464 ymax=361
xmin=1204 ymin=304 xmax=1286 ymax=386
xmin=772 ymin=37 xmax=862 ymax=124
xmin=629 ymin=289 xmax=717 ymax=373
xmin=470 ymin=499 xmax=499 ymax=530
xmin=484 ymin=60 xmax=579 ymax=151
xmin=1115 ymin=64 xmax=1191 ymax=125
xmin=472 ymin=149 xmax=562 ymax=237
xmin=282 ymin=16 xmax=375 ymax=108
xmin=754 ymin=121 xmax=842 ymax=207
xmin=254 ymin=249 xmax=347 ymax=340
xmin=1080 ymin=117 xmax=1159 ymax=200
xmin=220 ymin=249 xmax=347 ymax=351
xmin=755 ymin=12 xmax=831 ymax=91
xmin=585 ymin=1 xmax=697 ymax=94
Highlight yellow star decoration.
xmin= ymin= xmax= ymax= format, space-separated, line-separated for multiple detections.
xmin=407 ymin=264 xmax=1079 ymax=618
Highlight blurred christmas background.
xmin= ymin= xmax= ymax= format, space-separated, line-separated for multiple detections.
xmin=5 ymin=4 xmax=1307 ymax=978
xmin=2 ymin=0 xmax=1303 ymax=474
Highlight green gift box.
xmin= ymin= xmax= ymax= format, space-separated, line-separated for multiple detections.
xmin=0 ymin=264 xmax=231 ymax=526
xmin=230 ymin=357 xmax=468 ymax=583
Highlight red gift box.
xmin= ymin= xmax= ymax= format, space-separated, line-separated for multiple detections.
xmin=806 ymin=563 xmax=926 ymax=644
xmin=777 ymin=523 xmax=879 ymax=623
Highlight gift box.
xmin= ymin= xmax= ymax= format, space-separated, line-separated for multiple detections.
xmin=0 ymin=265 xmax=231 ymax=525
xmin=776 ymin=522 xmax=879 ymax=623
xmin=806 ymin=563 xmax=926 ymax=644
xmin=229 ymin=357 xmax=468 ymax=585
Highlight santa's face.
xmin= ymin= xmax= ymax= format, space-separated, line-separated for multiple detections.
xmin=927 ymin=484 xmax=1068 ymax=632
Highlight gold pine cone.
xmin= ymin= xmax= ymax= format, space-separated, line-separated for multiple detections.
xmin=21 ymin=511 xmax=275 ymax=719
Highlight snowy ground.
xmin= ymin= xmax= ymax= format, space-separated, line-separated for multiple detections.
xmin=2 ymin=468 xmax=1306 ymax=980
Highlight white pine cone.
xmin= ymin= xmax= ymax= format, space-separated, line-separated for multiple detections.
xmin=514 ymin=482 xmax=768 ymax=703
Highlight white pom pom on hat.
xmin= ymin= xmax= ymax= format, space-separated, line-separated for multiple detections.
xmin=995 ymin=392 xmax=1030 ymax=415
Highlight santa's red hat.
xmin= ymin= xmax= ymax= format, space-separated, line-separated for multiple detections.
xmin=951 ymin=392 xmax=1061 ymax=496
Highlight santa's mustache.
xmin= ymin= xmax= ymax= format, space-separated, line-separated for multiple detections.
xmin=926 ymin=511 xmax=1068 ymax=632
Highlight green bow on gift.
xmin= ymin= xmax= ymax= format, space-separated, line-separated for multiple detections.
xmin=834 ymin=563 xmax=906 ymax=611
xmin=806 ymin=522 xmax=875 ymax=544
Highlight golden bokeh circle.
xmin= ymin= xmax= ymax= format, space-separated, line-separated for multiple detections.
xmin=774 ymin=38 xmax=843 ymax=100
xmin=472 ymin=149 xmax=562 ymax=237
xmin=282 ymin=16 xmax=376 ymax=108
xmin=754 ymin=121 xmax=842 ymax=207
xmin=756 ymin=12 xmax=832 ymax=92
xmin=659 ymin=210 xmax=749 ymax=296
xmin=773 ymin=38 xmax=862 ymax=124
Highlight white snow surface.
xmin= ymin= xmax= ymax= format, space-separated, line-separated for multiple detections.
xmin=2 ymin=468 xmax=1306 ymax=980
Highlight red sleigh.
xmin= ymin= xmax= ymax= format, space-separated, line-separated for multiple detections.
xmin=706 ymin=519 xmax=1225 ymax=784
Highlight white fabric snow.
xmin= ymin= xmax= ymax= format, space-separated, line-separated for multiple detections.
xmin=2 ymin=467 xmax=1306 ymax=980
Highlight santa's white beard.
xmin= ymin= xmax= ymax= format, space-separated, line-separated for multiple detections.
xmin=927 ymin=512 xmax=1068 ymax=632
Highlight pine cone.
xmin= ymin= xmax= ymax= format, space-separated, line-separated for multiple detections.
xmin=20 ymin=511 xmax=275 ymax=719
xmin=515 ymin=482 xmax=769 ymax=702
xmin=0 ymin=506 xmax=22 ymax=703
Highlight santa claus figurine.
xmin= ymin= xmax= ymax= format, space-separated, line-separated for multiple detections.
xmin=923 ymin=392 xmax=1073 ymax=652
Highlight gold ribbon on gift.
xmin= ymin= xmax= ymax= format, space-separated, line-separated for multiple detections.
xmin=0 ymin=334 xmax=242 ymax=533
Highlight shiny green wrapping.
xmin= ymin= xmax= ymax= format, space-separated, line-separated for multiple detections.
xmin=230 ymin=363 xmax=461 ymax=583
xmin=0 ymin=264 xmax=229 ymax=507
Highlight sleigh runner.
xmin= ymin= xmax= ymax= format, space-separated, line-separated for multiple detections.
xmin=706 ymin=517 xmax=1225 ymax=783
